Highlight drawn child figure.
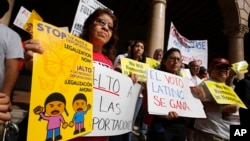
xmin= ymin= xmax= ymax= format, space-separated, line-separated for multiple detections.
xmin=69 ymin=93 xmax=91 ymax=135
xmin=33 ymin=92 xmax=69 ymax=141
xmin=25 ymin=22 xmax=33 ymax=34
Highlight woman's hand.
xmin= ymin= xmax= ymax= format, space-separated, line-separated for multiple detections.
xmin=160 ymin=111 xmax=179 ymax=120
xmin=24 ymin=39 xmax=44 ymax=71
xmin=168 ymin=111 xmax=179 ymax=119
xmin=190 ymin=86 xmax=205 ymax=100
xmin=128 ymin=73 xmax=138 ymax=84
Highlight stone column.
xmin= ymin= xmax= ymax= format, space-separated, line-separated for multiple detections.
xmin=0 ymin=0 xmax=15 ymax=25
xmin=146 ymin=0 xmax=166 ymax=58
xmin=224 ymin=24 xmax=249 ymax=79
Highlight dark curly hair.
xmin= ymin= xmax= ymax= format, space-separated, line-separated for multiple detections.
xmin=79 ymin=8 xmax=119 ymax=62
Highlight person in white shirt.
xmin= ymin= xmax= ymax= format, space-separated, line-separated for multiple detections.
xmin=188 ymin=60 xmax=202 ymax=86
xmin=187 ymin=60 xmax=202 ymax=141
xmin=113 ymin=40 xmax=133 ymax=72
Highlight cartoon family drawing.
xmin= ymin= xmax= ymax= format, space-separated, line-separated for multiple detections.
xmin=33 ymin=92 xmax=91 ymax=141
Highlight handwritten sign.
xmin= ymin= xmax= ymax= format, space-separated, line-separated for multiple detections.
xmin=13 ymin=6 xmax=31 ymax=29
xmin=167 ymin=22 xmax=208 ymax=68
xmin=71 ymin=0 xmax=108 ymax=36
xmin=205 ymin=81 xmax=247 ymax=109
xmin=147 ymin=68 xmax=206 ymax=118
xmin=121 ymin=58 xmax=150 ymax=82
xmin=27 ymin=20 xmax=93 ymax=141
xmin=86 ymin=64 xmax=141 ymax=136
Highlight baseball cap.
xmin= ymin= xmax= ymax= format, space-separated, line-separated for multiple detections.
xmin=209 ymin=58 xmax=232 ymax=68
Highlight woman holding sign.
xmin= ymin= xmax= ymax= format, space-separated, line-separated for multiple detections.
xmin=23 ymin=8 xmax=120 ymax=141
xmin=127 ymin=40 xmax=147 ymax=141
xmin=146 ymin=48 xmax=205 ymax=141
xmin=110 ymin=40 xmax=147 ymax=141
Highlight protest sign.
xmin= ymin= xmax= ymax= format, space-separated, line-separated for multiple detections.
xmin=121 ymin=58 xmax=150 ymax=82
xmin=86 ymin=64 xmax=141 ymax=136
xmin=13 ymin=6 xmax=43 ymax=34
xmin=167 ymin=22 xmax=208 ymax=67
xmin=13 ymin=6 xmax=30 ymax=29
xmin=146 ymin=57 xmax=160 ymax=68
xmin=178 ymin=68 xmax=196 ymax=86
xmin=71 ymin=0 xmax=108 ymax=36
xmin=27 ymin=20 xmax=93 ymax=141
xmin=205 ymin=81 xmax=247 ymax=109
xmin=232 ymin=60 xmax=249 ymax=74
xmin=147 ymin=68 xmax=206 ymax=118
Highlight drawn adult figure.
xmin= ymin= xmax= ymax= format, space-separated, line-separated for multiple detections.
xmin=33 ymin=92 xmax=69 ymax=141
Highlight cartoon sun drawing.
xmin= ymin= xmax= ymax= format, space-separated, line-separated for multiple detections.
xmin=33 ymin=92 xmax=69 ymax=141
xmin=69 ymin=93 xmax=91 ymax=135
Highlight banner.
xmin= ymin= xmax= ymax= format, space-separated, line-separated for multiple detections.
xmin=27 ymin=20 xmax=93 ymax=141
xmin=167 ymin=22 xmax=208 ymax=67
xmin=86 ymin=64 xmax=141 ymax=136
xmin=147 ymin=68 xmax=206 ymax=118
xmin=71 ymin=0 xmax=108 ymax=36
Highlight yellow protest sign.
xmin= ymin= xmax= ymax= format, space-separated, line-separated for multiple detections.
xmin=27 ymin=20 xmax=93 ymax=141
xmin=205 ymin=81 xmax=247 ymax=109
xmin=24 ymin=10 xmax=43 ymax=34
xmin=146 ymin=57 xmax=160 ymax=68
xmin=232 ymin=60 xmax=249 ymax=74
xmin=121 ymin=58 xmax=150 ymax=82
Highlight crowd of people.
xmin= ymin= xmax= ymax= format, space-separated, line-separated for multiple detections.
xmin=0 ymin=0 xmax=250 ymax=141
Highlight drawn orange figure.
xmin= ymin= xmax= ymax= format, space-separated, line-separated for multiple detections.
xmin=69 ymin=93 xmax=91 ymax=135
xmin=26 ymin=22 xmax=33 ymax=34
xmin=33 ymin=92 xmax=69 ymax=141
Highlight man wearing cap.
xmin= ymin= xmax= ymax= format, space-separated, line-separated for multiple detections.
xmin=193 ymin=58 xmax=239 ymax=141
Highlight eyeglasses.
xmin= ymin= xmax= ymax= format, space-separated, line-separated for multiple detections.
xmin=214 ymin=65 xmax=231 ymax=70
xmin=95 ymin=18 xmax=114 ymax=31
xmin=167 ymin=57 xmax=182 ymax=62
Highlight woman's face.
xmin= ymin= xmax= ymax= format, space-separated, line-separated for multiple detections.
xmin=155 ymin=51 xmax=163 ymax=61
xmin=88 ymin=14 xmax=113 ymax=51
xmin=133 ymin=42 xmax=144 ymax=59
xmin=162 ymin=51 xmax=182 ymax=74
xmin=210 ymin=65 xmax=230 ymax=82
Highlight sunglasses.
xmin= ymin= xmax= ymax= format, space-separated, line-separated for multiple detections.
xmin=214 ymin=65 xmax=231 ymax=70
xmin=95 ymin=18 xmax=114 ymax=31
xmin=167 ymin=57 xmax=182 ymax=63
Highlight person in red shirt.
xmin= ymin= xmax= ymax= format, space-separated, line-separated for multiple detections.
xmin=23 ymin=8 xmax=119 ymax=141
